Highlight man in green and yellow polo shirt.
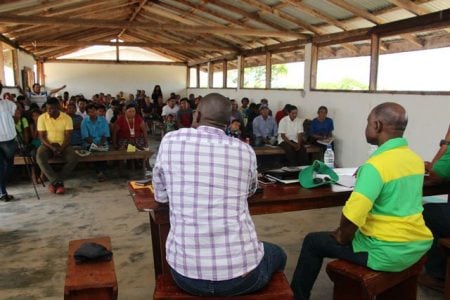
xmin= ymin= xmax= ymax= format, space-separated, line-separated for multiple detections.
xmin=419 ymin=125 xmax=450 ymax=292
xmin=291 ymin=102 xmax=433 ymax=300
xmin=36 ymin=97 xmax=78 ymax=194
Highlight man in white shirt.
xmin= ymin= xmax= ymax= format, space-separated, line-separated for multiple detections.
xmin=0 ymin=82 xmax=17 ymax=201
xmin=277 ymin=105 xmax=308 ymax=166
xmin=161 ymin=97 xmax=179 ymax=120
xmin=26 ymin=83 xmax=66 ymax=106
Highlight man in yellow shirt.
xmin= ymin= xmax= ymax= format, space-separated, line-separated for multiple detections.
xmin=36 ymin=97 xmax=78 ymax=194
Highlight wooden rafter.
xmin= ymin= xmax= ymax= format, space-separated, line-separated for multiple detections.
xmin=21 ymin=40 xmax=236 ymax=52
xmin=386 ymin=0 xmax=430 ymax=16
xmin=118 ymin=0 xmax=148 ymax=38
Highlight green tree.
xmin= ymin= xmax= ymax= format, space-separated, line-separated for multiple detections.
xmin=317 ymin=78 xmax=368 ymax=90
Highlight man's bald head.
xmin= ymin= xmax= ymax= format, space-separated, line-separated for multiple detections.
xmin=371 ymin=102 xmax=408 ymax=133
xmin=366 ymin=102 xmax=408 ymax=145
xmin=194 ymin=93 xmax=231 ymax=129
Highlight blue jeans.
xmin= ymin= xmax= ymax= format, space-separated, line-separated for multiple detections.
xmin=291 ymin=232 xmax=368 ymax=300
xmin=423 ymin=202 xmax=450 ymax=280
xmin=170 ymin=241 xmax=287 ymax=296
xmin=0 ymin=138 xmax=17 ymax=196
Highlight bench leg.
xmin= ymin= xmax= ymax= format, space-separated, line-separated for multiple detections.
xmin=331 ymin=278 xmax=372 ymax=300
xmin=378 ymin=275 xmax=418 ymax=300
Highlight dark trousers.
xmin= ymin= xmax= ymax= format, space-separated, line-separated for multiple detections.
xmin=291 ymin=232 xmax=368 ymax=300
xmin=36 ymin=144 xmax=79 ymax=184
xmin=0 ymin=139 xmax=17 ymax=195
xmin=171 ymin=241 xmax=287 ymax=297
xmin=423 ymin=201 xmax=450 ymax=280
xmin=279 ymin=141 xmax=308 ymax=166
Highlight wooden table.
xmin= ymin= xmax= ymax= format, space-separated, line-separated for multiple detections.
xmin=128 ymin=178 xmax=450 ymax=278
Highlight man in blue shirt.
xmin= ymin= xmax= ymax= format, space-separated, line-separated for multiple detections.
xmin=252 ymin=105 xmax=278 ymax=147
xmin=81 ymin=103 xmax=110 ymax=181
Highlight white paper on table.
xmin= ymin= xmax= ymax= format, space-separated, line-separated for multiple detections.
xmin=423 ymin=195 xmax=448 ymax=204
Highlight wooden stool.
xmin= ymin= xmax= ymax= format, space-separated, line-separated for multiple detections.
xmin=440 ymin=238 xmax=450 ymax=300
xmin=326 ymin=256 xmax=426 ymax=300
xmin=154 ymin=271 xmax=293 ymax=300
xmin=64 ymin=236 xmax=118 ymax=300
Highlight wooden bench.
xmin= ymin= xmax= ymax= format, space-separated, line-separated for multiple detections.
xmin=440 ymin=238 xmax=450 ymax=300
xmin=64 ymin=236 xmax=118 ymax=300
xmin=154 ymin=272 xmax=293 ymax=300
xmin=326 ymin=256 xmax=426 ymax=300
xmin=14 ymin=149 xmax=153 ymax=182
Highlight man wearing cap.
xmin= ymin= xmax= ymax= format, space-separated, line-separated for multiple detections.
xmin=152 ymin=93 xmax=286 ymax=296
xmin=252 ymin=104 xmax=278 ymax=147
xmin=291 ymin=102 xmax=433 ymax=300
xmin=277 ymin=105 xmax=308 ymax=166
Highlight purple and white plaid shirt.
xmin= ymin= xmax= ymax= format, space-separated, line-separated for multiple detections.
xmin=152 ymin=126 xmax=264 ymax=281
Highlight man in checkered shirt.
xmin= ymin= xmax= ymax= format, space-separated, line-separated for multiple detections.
xmin=152 ymin=93 xmax=286 ymax=296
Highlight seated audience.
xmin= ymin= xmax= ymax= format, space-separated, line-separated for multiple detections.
xmin=419 ymin=124 xmax=450 ymax=292
xmin=252 ymin=105 xmax=278 ymax=147
xmin=14 ymin=103 xmax=31 ymax=146
xmin=278 ymin=105 xmax=308 ymax=166
xmin=225 ymin=119 xmax=242 ymax=139
xmin=152 ymin=92 xmax=286 ymax=297
xmin=260 ymin=98 xmax=273 ymax=116
xmin=310 ymin=106 xmax=334 ymax=144
xmin=36 ymin=97 xmax=79 ymax=195
xmin=239 ymin=97 xmax=250 ymax=123
xmin=66 ymin=103 xmax=83 ymax=147
xmin=96 ymin=104 xmax=107 ymax=119
xmin=161 ymin=97 xmax=179 ymax=120
xmin=163 ymin=114 xmax=177 ymax=136
xmin=29 ymin=109 xmax=42 ymax=149
xmin=230 ymin=99 xmax=244 ymax=125
xmin=275 ymin=104 xmax=291 ymax=124
xmin=76 ymin=98 xmax=87 ymax=118
xmin=112 ymin=104 xmax=148 ymax=150
xmin=176 ymin=98 xmax=193 ymax=128
xmin=290 ymin=102 xmax=433 ymax=300
xmin=81 ymin=104 xmax=110 ymax=181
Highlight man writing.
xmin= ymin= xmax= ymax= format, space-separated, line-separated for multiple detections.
xmin=152 ymin=93 xmax=286 ymax=296
xmin=36 ymin=97 xmax=78 ymax=194
xmin=290 ymin=102 xmax=433 ymax=300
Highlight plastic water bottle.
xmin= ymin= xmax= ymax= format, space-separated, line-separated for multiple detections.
xmin=324 ymin=144 xmax=334 ymax=168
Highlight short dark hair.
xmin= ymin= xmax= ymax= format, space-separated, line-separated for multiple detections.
xmin=180 ymin=97 xmax=188 ymax=103
xmin=318 ymin=106 xmax=328 ymax=113
xmin=96 ymin=104 xmax=106 ymax=111
xmin=32 ymin=83 xmax=40 ymax=89
xmin=86 ymin=103 xmax=97 ymax=112
xmin=287 ymin=105 xmax=297 ymax=113
xmin=46 ymin=97 xmax=59 ymax=106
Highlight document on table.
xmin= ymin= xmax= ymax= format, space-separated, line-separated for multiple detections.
xmin=331 ymin=167 xmax=357 ymax=192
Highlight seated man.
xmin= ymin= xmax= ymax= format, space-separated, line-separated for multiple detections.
xmin=152 ymin=93 xmax=286 ymax=297
xmin=310 ymin=106 xmax=334 ymax=149
xmin=291 ymin=102 xmax=433 ymax=300
xmin=66 ymin=103 xmax=83 ymax=147
xmin=278 ymin=105 xmax=308 ymax=166
xmin=252 ymin=104 xmax=277 ymax=147
xmin=419 ymin=124 xmax=450 ymax=292
xmin=81 ymin=104 xmax=110 ymax=181
xmin=36 ymin=97 xmax=79 ymax=194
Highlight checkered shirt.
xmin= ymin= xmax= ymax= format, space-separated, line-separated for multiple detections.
xmin=152 ymin=126 xmax=264 ymax=280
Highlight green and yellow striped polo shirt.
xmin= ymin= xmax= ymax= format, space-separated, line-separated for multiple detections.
xmin=433 ymin=146 xmax=450 ymax=179
xmin=342 ymin=137 xmax=432 ymax=272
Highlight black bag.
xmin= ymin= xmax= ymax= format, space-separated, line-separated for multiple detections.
xmin=74 ymin=242 xmax=113 ymax=264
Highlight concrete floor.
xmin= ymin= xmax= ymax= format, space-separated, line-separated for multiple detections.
xmin=0 ymin=138 xmax=444 ymax=299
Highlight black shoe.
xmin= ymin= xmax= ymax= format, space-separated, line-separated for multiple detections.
xmin=0 ymin=194 xmax=14 ymax=202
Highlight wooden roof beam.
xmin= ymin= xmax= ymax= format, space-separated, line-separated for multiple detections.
xmin=281 ymin=0 xmax=351 ymax=31
xmin=20 ymin=40 xmax=236 ymax=52
xmin=239 ymin=0 xmax=322 ymax=34
xmin=118 ymin=0 xmax=148 ymax=38
xmin=386 ymin=0 xmax=430 ymax=16
xmin=0 ymin=13 xmax=308 ymax=38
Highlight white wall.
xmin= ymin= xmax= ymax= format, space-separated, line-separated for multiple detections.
xmin=44 ymin=62 xmax=187 ymax=99
xmin=187 ymin=89 xmax=449 ymax=168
